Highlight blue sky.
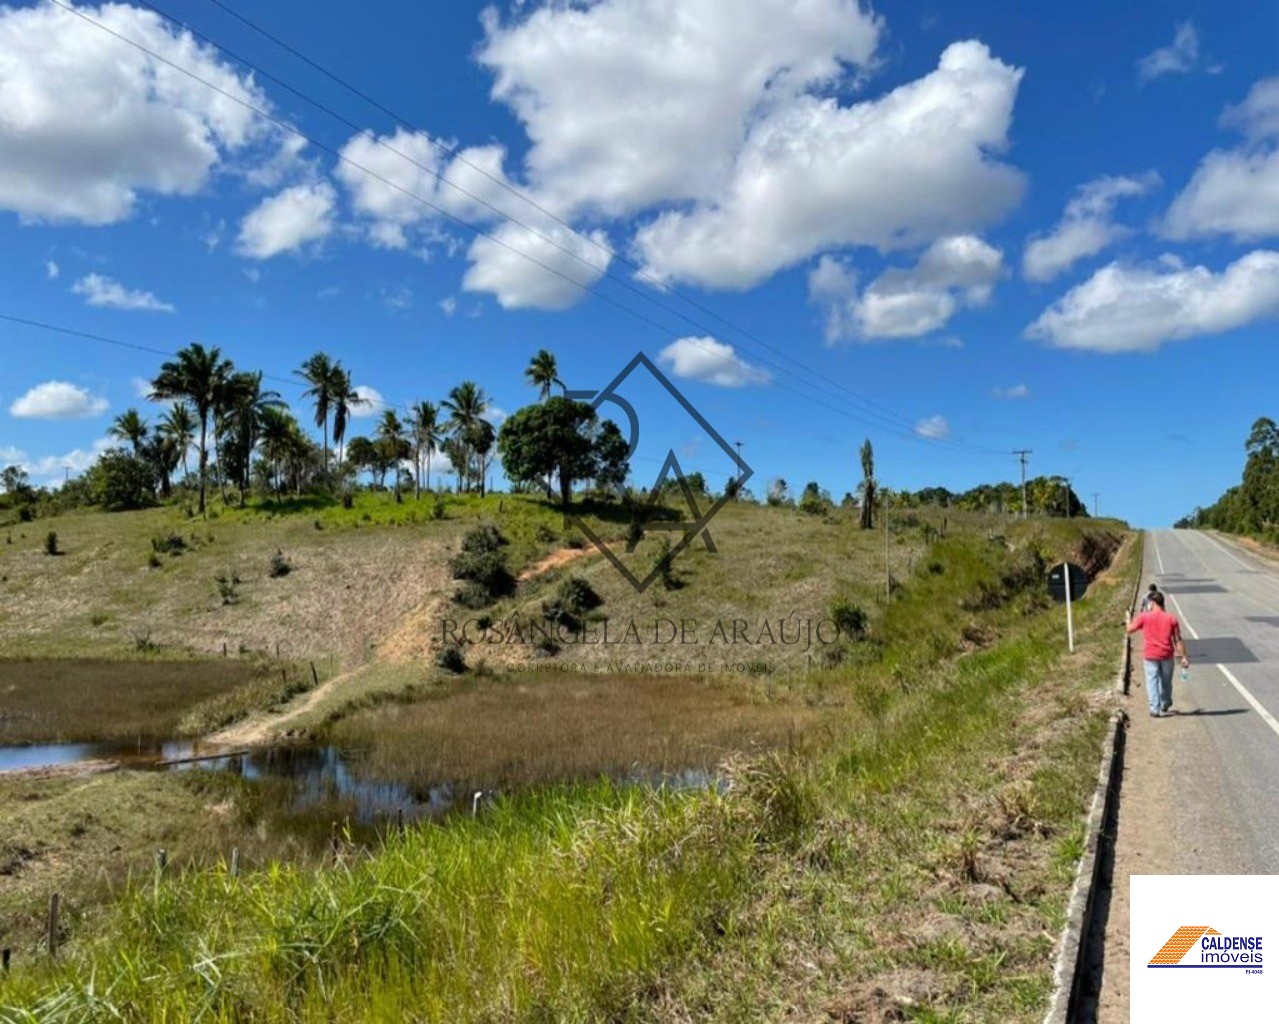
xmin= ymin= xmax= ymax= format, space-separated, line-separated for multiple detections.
xmin=1 ymin=0 xmax=1277 ymax=526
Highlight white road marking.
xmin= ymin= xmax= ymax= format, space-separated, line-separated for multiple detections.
xmin=1153 ymin=531 xmax=1166 ymax=574
xmin=1166 ymin=591 xmax=1279 ymax=743
xmin=1202 ymin=531 xmax=1254 ymax=572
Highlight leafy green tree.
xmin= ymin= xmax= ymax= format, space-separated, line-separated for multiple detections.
xmin=86 ymin=448 xmax=154 ymax=511
xmin=799 ymin=480 xmax=826 ymax=515
xmin=497 ymin=397 xmax=599 ymax=508
xmin=2 ymin=465 xmax=31 ymax=497
xmin=219 ymin=372 xmax=284 ymax=503
xmin=594 ymin=420 xmax=630 ymax=492
xmin=150 ymin=343 xmax=232 ymax=514
xmin=524 ymin=349 xmax=564 ymax=400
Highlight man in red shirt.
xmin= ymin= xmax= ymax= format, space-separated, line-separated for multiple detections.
xmin=1127 ymin=591 xmax=1190 ymax=717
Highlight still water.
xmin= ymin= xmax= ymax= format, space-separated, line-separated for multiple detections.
xmin=0 ymin=740 xmax=716 ymax=822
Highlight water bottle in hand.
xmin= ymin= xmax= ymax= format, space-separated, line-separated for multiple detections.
xmin=1180 ymin=667 xmax=1189 ymax=684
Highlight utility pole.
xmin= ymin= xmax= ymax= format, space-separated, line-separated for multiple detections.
xmin=1092 ymin=492 xmax=1100 ymax=518
xmin=1064 ymin=477 xmax=1073 ymax=519
xmin=733 ymin=440 xmax=744 ymax=470
xmin=1013 ymin=450 xmax=1032 ymax=518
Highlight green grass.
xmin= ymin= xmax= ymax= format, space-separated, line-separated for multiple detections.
xmin=323 ymin=671 xmax=819 ymax=790
xmin=0 ymin=520 xmax=1138 ymax=1022
xmin=0 ymin=657 xmax=268 ymax=744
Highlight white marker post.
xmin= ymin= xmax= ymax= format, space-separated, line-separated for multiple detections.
xmin=1064 ymin=561 xmax=1075 ymax=653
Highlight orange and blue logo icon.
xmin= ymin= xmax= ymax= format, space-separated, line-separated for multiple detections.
xmin=1148 ymin=926 xmax=1263 ymax=968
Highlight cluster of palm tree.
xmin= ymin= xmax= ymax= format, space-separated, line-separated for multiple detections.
xmin=107 ymin=403 xmax=197 ymax=499
xmin=116 ymin=342 xmax=573 ymax=513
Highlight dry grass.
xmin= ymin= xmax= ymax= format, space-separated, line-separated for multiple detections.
xmin=0 ymin=657 xmax=263 ymax=744
xmin=325 ymin=672 xmax=821 ymax=790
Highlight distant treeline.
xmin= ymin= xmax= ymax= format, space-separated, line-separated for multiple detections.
xmin=890 ymin=476 xmax=1088 ymax=518
xmin=1176 ymin=417 xmax=1279 ymax=541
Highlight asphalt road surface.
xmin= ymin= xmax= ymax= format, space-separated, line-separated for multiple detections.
xmin=1097 ymin=529 xmax=1279 ymax=1021
xmin=1143 ymin=528 xmax=1279 ymax=869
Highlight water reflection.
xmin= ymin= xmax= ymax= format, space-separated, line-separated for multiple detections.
xmin=1 ymin=740 xmax=720 ymax=822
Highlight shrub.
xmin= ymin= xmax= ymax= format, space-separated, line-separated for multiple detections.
xmin=431 ymin=493 xmax=447 ymax=520
xmin=268 ymin=549 xmax=292 ymax=578
xmin=134 ymin=631 xmax=160 ymax=653
xmin=541 ymin=575 xmax=604 ymax=630
xmin=828 ymin=599 xmax=868 ymax=640
xmin=651 ymin=536 xmax=679 ymax=590
xmin=151 ymin=532 xmax=187 ymax=556
xmin=534 ymin=523 xmax=558 ymax=544
xmin=341 ymin=492 xmax=354 ymax=510
xmin=43 ymin=530 xmax=59 ymax=556
xmin=147 ymin=551 xmax=163 ymax=570
xmin=435 ymin=644 xmax=466 ymax=673
xmin=460 ymin=523 xmax=506 ymax=555
xmin=18 ymin=506 xmax=33 ymax=523
xmin=215 ymin=573 xmax=240 ymax=606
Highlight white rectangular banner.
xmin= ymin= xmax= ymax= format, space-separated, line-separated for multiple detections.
xmin=1131 ymin=875 xmax=1278 ymax=1021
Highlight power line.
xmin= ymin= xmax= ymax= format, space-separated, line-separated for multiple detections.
xmin=100 ymin=0 xmax=1001 ymax=457
xmin=190 ymin=0 xmax=985 ymax=446
xmin=44 ymin=0 xmax=1003 ymax=458
xmin=116 ymin=0 xmax=931 ymax=447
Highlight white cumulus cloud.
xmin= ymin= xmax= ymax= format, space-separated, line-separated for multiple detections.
xmin=478 ymin=0 xmax=883 ymax=219
xmin=44 ymin=260 xmax=59 ymax=279
xmin=658 ymin=337 xmax=771 ymax=387
xmin=1137 ymin=22 xmax=1199 ymax=83
xmin=10 ymin=381 xmax=109 ymax=420
xmin=1162 ymin=77 xmax=1279 ymax=242
xmin=1025 ymin=250 xmax=1279 ymax=353
xmin=462 ymin=222 xmax=612 ymax=310
xmin=1022 ymin=173 xmax=1159 ymax=281
xmin=72 ymin=273 xmax=174 ymax=312
xmin=350 ymin=385 xmax=387 ymax=418
xmin=915 ymin=415 xmax=950 ymax=440
xmin=809 ymin=235 xmax=1003 ymax=342
xmin=0 ymin=1 xmax=272 ymax=225
xmin=634 ymin=42 xmax=1024 ymax=289
xmin=237 ymin=181 xmax=336 ymax=259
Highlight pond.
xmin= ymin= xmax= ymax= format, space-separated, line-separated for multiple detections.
xmin=0 ymin=740 xmax=717 ymax=823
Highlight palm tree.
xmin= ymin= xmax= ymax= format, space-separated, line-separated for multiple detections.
xmin=220 ymin=372 xmax=283 ymax=503
xmin=524 ymin=349 xmax=563 ymax=400
xmin=330 ymin=366 xmax=360 ymax=465
xmin=297 ymin=353 xmax=337 ymax=469
xmin=441 ymin=381 xmax=489 ymax=491
xmin=150 ymin=343 xmax=233 ymax=514
xmin=409 ymin=400 xmax=442 ymax=499
xmin=109 ymin=408 xmax=149 ymax=455
xmin=256 ymin=405 xmax=296 ymax=496
xmin=160 ymin=402 xmax=196 ymax=484
xmin=376 ymin=409 xmax=409 ymax=500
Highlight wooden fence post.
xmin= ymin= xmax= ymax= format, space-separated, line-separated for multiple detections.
xmin=47 ymin=893 xmax=60 ymax=957
xmin=3 ymin=947 xmax=11 ymax=972
xmin=230 ymin=848 xmax=240 ymax=878
xmin=310 ymin=662 xmax=319 ymax=687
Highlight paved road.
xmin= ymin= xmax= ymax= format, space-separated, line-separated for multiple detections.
xmin=1097 ymin=529 xmax=1279 ymax=1021
xmin=1143 ymin=528 xmax=1279 ymax=869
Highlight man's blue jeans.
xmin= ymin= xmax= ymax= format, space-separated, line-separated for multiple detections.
xmin=1144 ymin=658 xmax=1174 ymax=713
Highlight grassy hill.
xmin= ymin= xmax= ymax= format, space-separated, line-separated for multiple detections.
xmin=0 ymin=494 xmax=1134 ymax=1021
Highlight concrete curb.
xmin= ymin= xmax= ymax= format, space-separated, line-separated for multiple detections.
xmin=1043 ymin=531 xmax=1143 ymax=1024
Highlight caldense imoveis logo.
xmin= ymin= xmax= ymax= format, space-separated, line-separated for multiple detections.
xmin=1148 ymin=925 xmax=1264 ymax=969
